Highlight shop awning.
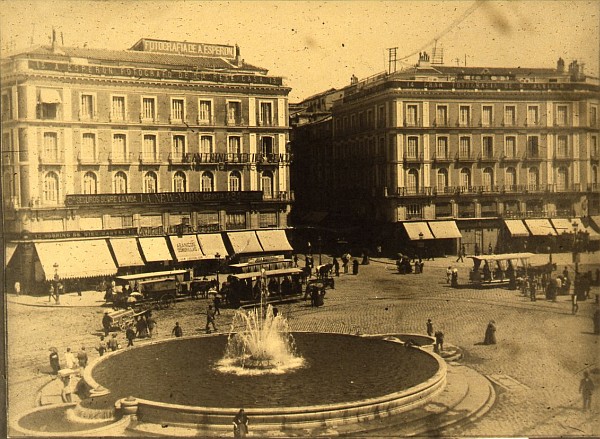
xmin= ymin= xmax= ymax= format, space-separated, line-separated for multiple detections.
xmin=5 ymin=242 xmax=18 ymax=268
xmin=34 ymin=239 xmax=117 ymax=281
xmin=227 ymin=231 xmax=264 ymax=254
xmin=572 ymin=218 xmax=600 ymax=241
xmin=168 ymin=235 xmax=204 ymax=262
xmin=138 ymin=237 xmax=173 ymax=262
xmin=590 ymin=216 xmax=600 ymax=231
xmin=550 ymin=218 xmax=576 ymax=234
xmin=524 ymin=219 xmax=557 ymax=236
xmin=427 ymin=221 xmax=462 ymax=239
xmin=402 ymin=222 xmax=435 ymax=240
xmin=39 ymin=88 xmax=62 ymax=104
xmin=197 ymin=233 xmax=229 ymax=258
xmin=504 ymin=220 xmax=530 ymax=237
xmin=109 ymin=238 xmax=144 ymax=267
xmin=256 ymin=229 xmax=294 ymax=252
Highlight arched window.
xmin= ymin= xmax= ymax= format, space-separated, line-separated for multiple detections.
xmin=505 ymin=167 xmax=517 ymax=189
xmin=557 ymin=166 xmax=568 ymax=191
xmin=201 ymin=171 xmax=214 ymax=192
xmin=483 ymin=167 xmax=494 ymax=189
xmin=528 ymin=167 xmax=539 ymax=189
xmin=173 ymin=171 xmax=187 ymax=192
xmin=460 ymin=168 xmax=471 ymax=188
xmin=261 ymin=170 xmax=273 ymax=198
xmin=229 ymin=171 xmax=241 ymax=191
xmin=44 ymin=171 xmax=59 ymax=203
xmin=144 ymin=171 xmax=158 ymax=193
xmin=113 ymin=171 xmax=128 ymax=194
xmin=436 ymin=168 xmax=448 ymax=192
xmin=82 ymin=171 xmax=97 ymax=194
xmin=407 ymin=169 xmax=419 ymax=194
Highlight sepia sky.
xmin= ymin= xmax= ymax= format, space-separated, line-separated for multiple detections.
xmin=1 ymin=0 xmax=598 ymax=101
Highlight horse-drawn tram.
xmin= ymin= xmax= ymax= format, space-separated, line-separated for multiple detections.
xmin=468 ymin=252 xmax=536 ymax=288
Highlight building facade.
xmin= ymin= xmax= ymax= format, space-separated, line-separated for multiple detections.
xmin=1 ymin=38 xmax=293 ymax=291
xmin=291 ymin=55 xmax=600 ymax=256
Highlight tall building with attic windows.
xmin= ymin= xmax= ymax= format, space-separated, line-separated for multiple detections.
xmin=1 ymin=38 xmax=294 ymax=291
xmin=291 ymin=53 xmax=600 ymax=256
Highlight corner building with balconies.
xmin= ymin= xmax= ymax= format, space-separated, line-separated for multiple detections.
xmin=1 ymin=38 xmax=293 ymax=292
xmin=293 ymin=54 xmax=600 ymax=256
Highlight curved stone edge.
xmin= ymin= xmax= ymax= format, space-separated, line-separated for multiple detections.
xmin=103 ymin=335 xmax=446 ymax=434
xmin=10 ymin=403 xmax=131 ymax=437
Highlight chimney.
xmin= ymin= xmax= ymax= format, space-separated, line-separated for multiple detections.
xmin=556 ymin=57 xmax=565 ymax=73
xmin=235 ymin=44 xmax=242 ymax=67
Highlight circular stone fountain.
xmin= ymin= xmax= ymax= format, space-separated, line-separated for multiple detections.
xmin=80 ymin=305 xmax=447 ymax=435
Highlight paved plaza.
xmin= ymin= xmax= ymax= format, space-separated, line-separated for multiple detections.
xmin=6 ymin=252 xmax=600 ymax=437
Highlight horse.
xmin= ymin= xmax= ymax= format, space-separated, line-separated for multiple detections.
xmin=317 ymin=263 xmax=333 ymax=279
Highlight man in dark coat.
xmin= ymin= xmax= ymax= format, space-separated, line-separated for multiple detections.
xmin=125 ymin=324 xmax=136 ymax=347
xmin=484 ymin=321 xmax=497 ymax=345
xmin=102 ymin=311 xmax=112 ymax=336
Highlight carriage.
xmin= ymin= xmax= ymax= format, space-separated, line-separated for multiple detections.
xmin=109 ymin=269 xmax=194 ymax=309
xmin=468 ymin=253 xmax=535 ymax=288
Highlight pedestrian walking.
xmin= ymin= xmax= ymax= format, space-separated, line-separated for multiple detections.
xmin=102 ymin=311 xmax=112 ymax=336
xmin=572 ymin=292 xmax=579 ymax=315
xmin=96 ymin=336 xmax=107 ymax=357
xmin=579 ymin=371 xmax=594 ymax=411
xmin=233 ymin=408 xmax=249 ymax=438
xmin=125 ymin=324 xmax=136 ymax=347
xmin=456 ymin=245 xmax=465 ymax=263
xmin=172 ymin=321 xmax=183 ymax=337
xmin=77 ymin=346 xmax=88 ymax=368
xmin=446 ymin=266 xmax=452 ymax=284
xmin=49 ymin=348 xmax=61 ymax=374
xmin=483 ymin=321 xmax=497 ymax=345
xmin=107 ymin=333 xmax=119 ymax=351
xmin=14 ymin=280 xmax=21 ymax=296
xmin=60 ymin=372 xmax=73 ymax=403
xmin=333 ymin=258 xmax=340 ymax=277
xmin=426 ymin=319 xmax=433 ymax=337
xmin=48 ymin=283 xmax=55 ymax=302
xmin=474 ymin=243 xmax=480 ymax=256
xmin=206 ymin=305 xmax=218 ymax=333
xmin=434 ymin=331 xmax=444 ymax=353
xmin=64 ymin=347 xmax=76 ymax=369
xmin=352 ymin=259 xmax=359 ymax=275
xmin=293 ymin=254 xmax=299 ymax=268
xmin=146 ymin=315 xmax=157 ymax=338
xmin=213 ymin=292 xmax=221 ymax=315
xmin=451 ymin=268 xmax=459 ymax=288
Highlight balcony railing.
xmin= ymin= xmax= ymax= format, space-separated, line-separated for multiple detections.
xmin=403 ymin=152 xmax=424 ymax=163
xmin=38 ymin=151 xmax=65 ymax=164
xmin=478 ymin=152 xmax=497 ymax=162
xmin=139 ymin=152 xmax=162 ymax=164
xmin=108 ymin=152 xmax=134 ymax=164
xmin=77 ymin=152 xmax=101 ymax=164
xmin=553 ymin=150 xmax=571 ymax=161
xmin=225 ymin=117 xmax=245 ymax=126
xmin=432 ymin=152 xmax=452 ymax=162
xmin=499 ymin=153 xmax=520 ymax=162
xmin=522 ymin=151 xmax=544 ymax=161
xmin=197 ymin=116 xmax=216 ymax=126
xmin=384 ymin=183 xmax=587 ymax=198
xmin=455 ymin=152 xmax=477 ymax=162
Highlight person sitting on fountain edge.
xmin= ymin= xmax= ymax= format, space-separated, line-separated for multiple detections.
xmin=233 ymin=408 xmax=249 ymax=438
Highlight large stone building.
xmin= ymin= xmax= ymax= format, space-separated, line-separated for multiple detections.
xmin=291 ymin=54 xmax=600 ymax=256
xmin=1 ymin=38 xmax=294 ymax=291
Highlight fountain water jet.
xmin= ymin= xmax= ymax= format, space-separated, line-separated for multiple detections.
xmin=217 ymin=304 xmax=304 ymax=375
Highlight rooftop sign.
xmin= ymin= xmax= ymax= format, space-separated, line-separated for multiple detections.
xmin=131 ymin=38 xmax=236 ymax=59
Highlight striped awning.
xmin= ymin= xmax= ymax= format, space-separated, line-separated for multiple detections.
xmin=550 ymin=218 xmax=576 ymax=234
xmin=524 ymin=219 xmax=557 ymax=236
xmin=402 ymin=222 xmax=435 ymax=240
xmin=256 ymin=229 xmax=294 ymax=252
xmin=197 ymin=233 xmax=229 ymax=258
xmin=35 ymin=239 xmax=117 ymax=280
xmin=109 ymin=238 xmax=144 ymax=267
xmin=5 ymin=242 xmax=18 ymax=268
xmin=227 ymin=231 xmax=264 ymax=254
xmin=138 ymin=237 xmax=173 ymax=262
xmin=427 ymin=221 xmax=462 ymax=239
xmin=504 ymin=220 xmax=530 ymax=237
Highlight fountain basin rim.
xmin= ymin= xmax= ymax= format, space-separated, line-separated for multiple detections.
xmin=12 ymin=403 xmax=131 ymax=437
xmin=86 ymin=332 xmax=446 ymax=415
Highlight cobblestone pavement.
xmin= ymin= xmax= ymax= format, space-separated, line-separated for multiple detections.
xmin=6 ymin=252 xmax=600 ymax=437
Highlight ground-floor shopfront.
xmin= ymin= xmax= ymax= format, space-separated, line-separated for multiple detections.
xmin=4 ymin=228 xmax=295 ymax=295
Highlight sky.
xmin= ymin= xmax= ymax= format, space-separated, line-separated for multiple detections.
xmin=1 ymin=0 xmax=598 ymax=101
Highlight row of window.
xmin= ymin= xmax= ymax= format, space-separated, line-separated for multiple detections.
xmin=336 ymin=102 xmax=598 ymax=132
xmin=41 ymin=170 xmax=277 ymax=203
xmin=402 ymin=166 xmax=593 ymax=191
xmin=334 ymin=134 xmax=598 ymax=160
xmin=34 ymin=90 xmax=279 ymax=126
xmin=41 ymin=131 xmax=279 ymax=161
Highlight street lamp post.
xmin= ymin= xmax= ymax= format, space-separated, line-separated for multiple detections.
xmin=418 ymin=232 xmax=424 ymax=260
xmin=572 ymin=221 xmax=580 ymax=274
xmin=214 ymin=252 xmax=221 ymax=293
xmin=53 ymin=262 xmax=60 ymax=304
xmin=547 ymin=232 xmax=553 ymax=265
xmin=318 ymin=236 xmax=322 ymax=266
